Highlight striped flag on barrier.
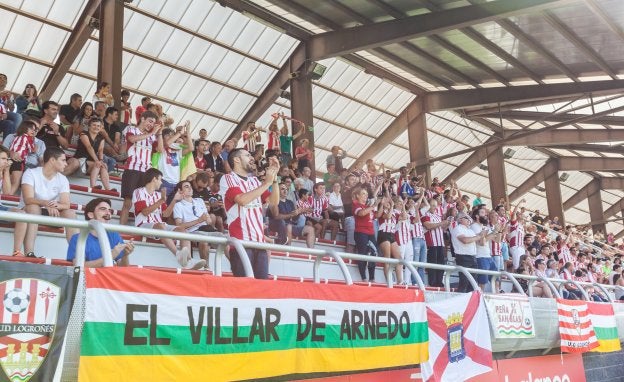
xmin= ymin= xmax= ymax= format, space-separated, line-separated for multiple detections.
xmin=587 ymin=302 xmax=621 ymax=353
xmin=79 ymin=267 xmax=429 ymax=382
xmin=556 ymin=298 xmax=599 ymax=353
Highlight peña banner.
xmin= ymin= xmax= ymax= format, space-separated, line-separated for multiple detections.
xmin=78 ymin=267 xmax=429 ymax=382
xmin=483 ymin=294 xmax=535 ymax=339
xmin=0 ymin=261 xmax=79 ymax=382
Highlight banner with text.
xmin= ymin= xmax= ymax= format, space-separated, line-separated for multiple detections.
xmin=78 ymin=267 xmax=428 ymax=382
xmin=0 ymin=261 xmax=78 ymax=382
xmin=484 ymin=294 xmax=535 ymax=339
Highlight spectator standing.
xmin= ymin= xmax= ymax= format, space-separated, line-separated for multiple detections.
xmin=326 ymin=146 xmax=346 ymax=174
xmin=0 ymin=145 xmax=28 ymax=256
xmin=20 ymin=147 xmax=77 ymax=257
xmin=407 ymin=193 xmax=427 ymax=283
xmin=279 ymin=117 xmax=303 ymax=165
xmin=102 ymin=107 xmax=123 ymax=160
xmin=134 ymin=97 xmax=151 ymax=124
xmin=452 ymin=213 xmax=486 ymax=292
xmin=507 ymin=199 xmax=526 ymax=270
xmin=294 ymin=138 xmax=313 ymax=172
xmin=421 ymin=198 xmax=450 ymax=287
xmin=66 ymin=197 xmax=134 ymax=267
xmin=353 ymin=187 xmax=381 ymax=281
xmin=194 ymin=139 xmax=210 ymax=171
xmin=92 ymin=82 xmax=114 ymax=107
xmin=219 ymin=148 xmax=280 ymax=279
xmin=155 ymin=124 xmax=194 ymax=202
xmin=119 ymin=111 xmax=161 ymax=225
xmin=242 ymin=121 xmax=264 ymax=153
xmin=120 ymin=90 xmax=132 ymax=125
xmin=471 ymin=212 xmax=500 ymax=291
xmin=206 ymin=142 xmax=225 ymax=174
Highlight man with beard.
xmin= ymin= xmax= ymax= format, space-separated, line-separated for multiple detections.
xmin=219 ymin=148 xmax=279 ymax=279
xmin=66 ymin=197 xmax=135 ymax=267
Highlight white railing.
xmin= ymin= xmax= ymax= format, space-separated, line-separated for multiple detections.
xmin=0 ymin=211 xmax=622 ymax=302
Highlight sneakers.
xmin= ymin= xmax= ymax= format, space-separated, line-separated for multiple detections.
xmin=185 ymin=258 xmax=207 ymax=270
xmin=176 ymin=247 xmax=190 ymax=268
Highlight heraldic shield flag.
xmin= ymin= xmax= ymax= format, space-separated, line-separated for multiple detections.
xmin=421 ymin=292 xmax=493 ymax=382
xmin=0 ymin=261 xmax=78 ymax=382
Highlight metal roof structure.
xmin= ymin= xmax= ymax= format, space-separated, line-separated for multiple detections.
xmin=1 ymin=0 xmax=624 ymax=236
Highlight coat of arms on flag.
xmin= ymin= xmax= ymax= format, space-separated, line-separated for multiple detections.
xmin=556 ymin=299 xmax=599 ymax=353
xmin=0 ymin=278 xmax=61 ymax=382
xmin=421 ymin=292 xmax=493 ymax=382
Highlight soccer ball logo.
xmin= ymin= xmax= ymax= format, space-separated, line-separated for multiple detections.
xmin=4 ymin=288 xmax=30 ymax=314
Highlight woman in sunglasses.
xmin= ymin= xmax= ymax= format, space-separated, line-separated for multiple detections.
xmin=172 ymin=180 xmax=218 ymax=268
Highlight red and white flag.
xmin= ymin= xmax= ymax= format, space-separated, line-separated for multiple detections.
xmin=556 ymin=298 xmax=599 ymax=353
xmin=421 ymin=292 xmax=493 ymax=382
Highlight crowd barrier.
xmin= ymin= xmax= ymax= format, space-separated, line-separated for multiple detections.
xmin=0 ymin=211 xmax=622 ymax=301
xmin=0 ymin=211 xmax=623 ymax=381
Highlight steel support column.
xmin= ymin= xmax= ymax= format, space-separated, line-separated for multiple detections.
xmin=486 ymin=146 xmax=508 ymax=205
xmin=407 ymin=111 xmax=431 ymax=185
xmin=290 ymin=63 xmax=315 ymax=176
xmin=587 ymin=185 xmax=605 ymax=234
xmin=544 ymin=162 xmax=564 ymax=226
xmin=97 ymin=0 xmax=124 ymax=108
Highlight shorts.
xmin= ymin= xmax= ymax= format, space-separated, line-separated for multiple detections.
xmin=292 ymin=224 xmax=305 ymax=237
xmin=510 ymin=246 xmax=525 ymax=270
xmin=476 ymin=257 xmax=498 ymax=285
xmin=377 ymin=231 xmax=395 ymax=245
xmin=492 ymin=255 xmax=503 ymax=271
xmin=138 ymin=222 xmax=176 ymax=232
xmin=0 ymin=204 xmax=9 ymax=212
xmin=344 ymin=216 xmax=355 ymax=246
xmin=9 ymin=160 xmax=24 ymax=173
xmin=121 ymin=169 xmax=146 ymax=199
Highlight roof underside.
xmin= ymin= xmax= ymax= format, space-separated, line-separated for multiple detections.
xmin=1 ymin=0 xmax=624 ymax=235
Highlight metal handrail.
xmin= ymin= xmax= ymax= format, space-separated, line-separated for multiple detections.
xmin=2 ymin=210 xmax=624 ymax=299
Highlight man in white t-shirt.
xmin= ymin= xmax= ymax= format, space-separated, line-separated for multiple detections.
xmin=451 ymin=213 xmax=486 ymax=293
xmin=132 ymin=168 xmax=205 ymax=270
xmin=173 ymin=180 xmax=218 ymax=265
xmin=21 ymin=147 xmax=77 ymax=257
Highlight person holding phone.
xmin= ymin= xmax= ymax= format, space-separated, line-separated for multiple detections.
xmin=67 ymin=197 xmax=134 ymax=267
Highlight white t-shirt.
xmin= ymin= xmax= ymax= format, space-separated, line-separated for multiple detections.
xmin=328 ymin=192 xmax=343 ymax=213
xmin=158 ymin=148 xmax=181 ymax=184
xmin=451 ymin=224 xmax=477 ymax=256
xmin=470 ymin=222 xmax=491 ymax=258
xmin=19 ymin=167 xmax=70 ymax=208
xmin=173 ymin=198 xmax=208 ymax=232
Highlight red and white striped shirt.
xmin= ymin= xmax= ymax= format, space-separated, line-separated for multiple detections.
xmin=422 ymin=211 xmax=444 ymax=247
xmin=558 ymin=244 xmax=575 ymax=265
xmin=395 ymin=217 xmax=412 ymax=245
xmin=297 ymin=197 xmax=312 ymax=216
xmin=489 ymin=225 xmax=502 ymax=256
xmin=220 ymin=172 xmax=270 ymax=242
xmin=309 ymin=195 xmax=328 ymax=219
xmin=378 ymin=210 xmax=397 ymax=233
xmin=242 ymin=130 xmax=260 ymax=153
xmin=507 ymin=220 xmax=524 ymax=248
xmin=9 ymin=135 xmax=35 ymax=161
xmin=132 ymin=187 xmax=164 ymax=227
xmin=408 ymin=208 xmax=425 ymax=239
xmin=125 ymin=126 xmax=157 ymax=172
xmin=267 ymin=131 xmax=280 ymax=151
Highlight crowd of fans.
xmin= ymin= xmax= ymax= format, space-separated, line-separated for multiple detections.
xmin=0 ymin=73 xmax=623 ymax=299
